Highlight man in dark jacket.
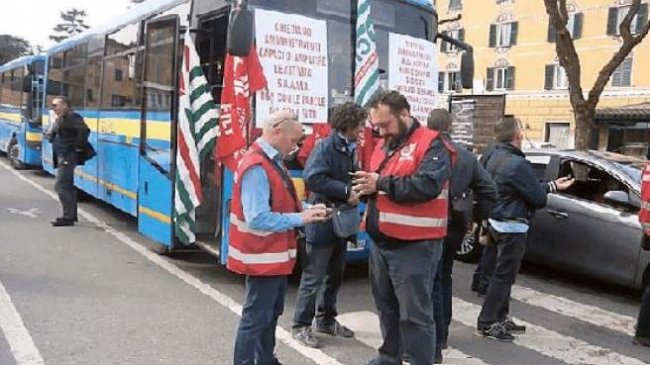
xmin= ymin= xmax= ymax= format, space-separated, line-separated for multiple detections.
xmin=291 ymin=102 xmax=365 ymax=348
xmin=477 ymin=118 xmax=573 ymax=341
xmin=353 ymin=91 xmax=452 ymax=365
xmin=47 ymin=96 xmax=90 ymax=227
xmin=427 ymin=109 xmax=496 ymax=361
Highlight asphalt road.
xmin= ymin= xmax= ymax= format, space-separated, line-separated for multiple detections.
xmin=0 ymin=160 xmax=648 ymax=365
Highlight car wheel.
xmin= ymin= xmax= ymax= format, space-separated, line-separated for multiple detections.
xmin=8 ymin=140 xmax=27 ymax=170
xmin=455 ymin=223 xmax=482 ymax=263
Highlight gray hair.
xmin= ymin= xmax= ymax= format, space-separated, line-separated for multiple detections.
xmin=262 ymin=109 xmax=301 ymax=133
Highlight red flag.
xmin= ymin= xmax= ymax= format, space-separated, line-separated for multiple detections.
xmin=297 ymin=123 xmax=332 ymax=168
xmin=215 ymin=44 xmax=267 ymax=171
xmin=358 ymin=119 xmax=378 ymax=171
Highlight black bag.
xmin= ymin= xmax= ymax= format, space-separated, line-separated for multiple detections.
xmin=451 ymin=191 xmax=473 ymax=227
xmin=331 ymin=205 xmax=360 ymax=238
xmin=76 ymin=142 xmax=96 ymax=166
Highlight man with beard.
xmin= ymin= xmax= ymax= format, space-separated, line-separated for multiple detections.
xmin=353 ymin=91 xmax=454 ymax=365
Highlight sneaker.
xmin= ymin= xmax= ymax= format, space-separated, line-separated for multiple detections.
xmin=292 ymin=326 xmax=319 ymax=348
xmin=501 ymin=318 xmax=526 ymax=334
xmin=315 ymin=320 xmax=354 ymax=338
xmin=479 ymin=322 xmax=515 ymax=342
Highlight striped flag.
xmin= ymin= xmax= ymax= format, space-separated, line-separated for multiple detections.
xmin=354 ymin=0 xmax=380 ymax=107
xmin=174 ymin=30 xmax=220 ymax=244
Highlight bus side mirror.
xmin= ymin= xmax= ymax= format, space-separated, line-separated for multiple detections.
xmin=227 ymin=7 xmax=253 ymax=56
xmin=460 ymin=51 xmax=474 ymax=89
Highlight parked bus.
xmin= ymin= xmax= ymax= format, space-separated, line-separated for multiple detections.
xmin=41 ymin=0 xmax=472 ymax=264
xmin=0 ymin=55 xmax=45 ymax=169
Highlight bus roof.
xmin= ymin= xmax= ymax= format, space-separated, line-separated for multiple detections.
xmin=0 ymin=54 xmax=46 ymax=73
xmin=402 ymin=0 xmax=435 ymax=11
xmin=48 ymin=0 xmax=189 ymax=55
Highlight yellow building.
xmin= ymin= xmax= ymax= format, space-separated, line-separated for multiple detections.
xmin=436 ymin=0 xmax=650 ymax=153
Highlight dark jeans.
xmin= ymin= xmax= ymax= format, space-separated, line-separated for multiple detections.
xmin=477 ymin=229 xmax=527 ymax=328
xmin=369 ymin=239 xmax=442 ymax=365
xmin=472 ymin=245 xmax=497 ymax=293
xmin=54 ymin=154 xmax=77 ymax=220
xmin=293 ymin=241 xmax=347 ymax=328
xmin=636 ymin=286 xmax=650 ymax=340
xmin=234 ymin=275 xmax=287 ymax=365
xmin=432 ymin=224 xmax=465 ymax=357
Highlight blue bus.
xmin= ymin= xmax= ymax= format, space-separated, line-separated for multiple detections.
xmin=0 ymin=55 xmax=45 ymax=169
xmin=41 ymin=0 xmax=469 ymax=264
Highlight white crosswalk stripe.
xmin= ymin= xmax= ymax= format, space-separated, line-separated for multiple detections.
xmin=511 ymin=284 xmax=636 ymax=335
xmin=338 ymin=311 xmax=491 ymax=365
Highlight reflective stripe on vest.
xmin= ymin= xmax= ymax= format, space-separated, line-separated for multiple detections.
xmin=229 ymin=213 xmax=273 ymax=237
xmin=227 ymin=246 xmax=297 ymax=265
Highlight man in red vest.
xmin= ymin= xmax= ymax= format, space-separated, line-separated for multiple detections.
xmin=352 ymin=91 xmax=454 ymax=365
xmin=228 ymin=110 xmax=329 ymax=365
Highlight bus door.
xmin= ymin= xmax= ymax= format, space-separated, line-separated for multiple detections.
xmin=138 ymin=17 xmax=180 ymax=247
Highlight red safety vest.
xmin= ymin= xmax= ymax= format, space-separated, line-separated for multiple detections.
xmin=369 ymin=125 xmax=453 ymax=240
xmin=227 ymin=142 xmax=302 ymax=276
xmin=640 ymin=162 xmax=650 ymax=236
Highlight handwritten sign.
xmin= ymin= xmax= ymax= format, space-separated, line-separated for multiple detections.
xmin=255 ymin=9 xmax=329 ymax=127
xmin=388 ymin=33 xmax=437 ymax=123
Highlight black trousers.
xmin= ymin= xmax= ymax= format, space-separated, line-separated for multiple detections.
xmin=636 ymin=286 xmax=650 ymax=340
xmin=54 ymin=154 xmax=77 ymax=220
xmin=477 ymin=229 xmax=526 ymax=328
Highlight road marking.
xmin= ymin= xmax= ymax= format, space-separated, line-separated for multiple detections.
xmin=452 ymin=298 xmax=646 ymax=365
xmin=337 ymin=311 xmax=490 ymax=365
xmin=6 ymin=208 xmax=40 ymax=219
xmin=511 ymin=284 xmax=636 ymax=335
xmin=0 ymin=279 xmax=45 ymax=365
xmin=0 ymin=161 xmax=345 ymax=365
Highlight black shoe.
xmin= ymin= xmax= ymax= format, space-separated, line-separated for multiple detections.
xmin=292 ymin=326 xmax=319 ymax=348
xmin=634 ymin=336 xmax=650 ymax=347
xmin=315 ymin=320 xmax=354 ymax=338
xmin=271 ymin=359 xmax=284 ymax=365
xmin=501 ymin=318 xmax=526 ymax=334
xmin=51 ymin=218 xmax=74 ymax=227
xmin=479 ymin=322 xmax=515 ymax=342
xmin=434 ymin=354 xmax=443 ymax=364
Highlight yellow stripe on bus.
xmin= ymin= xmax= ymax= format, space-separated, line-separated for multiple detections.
xmin=139 ymin=206 xmax=172 ymax=224
xmin=74 ymin=170 xmax=138 ymax=200
xmin=0 ymin=112 xmax=21 ymax=124
xmin=26 ymin=132 xmax=42 ymax=142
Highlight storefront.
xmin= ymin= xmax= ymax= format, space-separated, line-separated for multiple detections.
xmin=595 ymin=102 xmax=650 ymax=159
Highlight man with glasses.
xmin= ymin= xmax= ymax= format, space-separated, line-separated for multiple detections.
xmin=46 ymin=96 xmax=90 ymax=227
xmin=229 ymin=110 xmax=329 ymax=365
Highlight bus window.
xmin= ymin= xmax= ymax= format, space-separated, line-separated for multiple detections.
xmin=85 ymin=37 xmax=105 ymax=110
xmin=7 ymin=68 xmax=24 ymax=110
xmin=62 ymin=43 xmax=88 ymax=110
xmin=46 ymin=53 xmax=64 ymax=108
xmin=102 ymin=23 xmax=142 ymax=110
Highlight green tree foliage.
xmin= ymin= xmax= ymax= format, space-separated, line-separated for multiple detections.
xmin=49 ymin=8 xmax=91 ymax=43
xmin=0 ymin=35 xmax=31 ymax=64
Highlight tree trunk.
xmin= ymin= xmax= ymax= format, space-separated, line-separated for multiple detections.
xmin=574 ymin=107 xmax=597 ymax=150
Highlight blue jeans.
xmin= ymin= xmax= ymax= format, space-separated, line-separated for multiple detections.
xmin=293 ymin=241 xmax=347 ymax=328
xmin=432 ymin=224 xmax=466 ymax=358
xmin=234 ymin=275 xmax=287 ymax=365
xmin=369 ymin=239 xmax=443 ymax=365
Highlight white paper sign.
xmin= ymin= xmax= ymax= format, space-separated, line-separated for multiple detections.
xmin=255 ymin=9 xmax=329 ymax=127
xmin=388 ymin=33 xmax=438 ymax=123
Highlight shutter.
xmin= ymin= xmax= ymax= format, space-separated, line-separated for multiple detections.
xmin=486 ymin=68 xmax=495 ymax=91
xmin=459 ymin=28 xmax=465 ymax=43
xmin=607 ymin=7 xmax=618 ymax=35
xmin=544 ymin=65 xmax=554 ymax=90
xmin=547 ymin=18 xmax=556 ymax=42
xmin=489 ymin=24 xmax=497 ymax=47
xmin=622 ymin=58 xmax=632 ymax=87
xmin=440 ymin=31 xmax=447 ymax=52
xmin=573 ymin=13 xmax=583 ymax=39
xmin=637 ymin=4 xmax=648 ymax=34
xmin=510 ymin=22 xmax=519 ymax=46
xmin=506 ymin=66 xmax=516 ymax=90
xmin=438 ymin=72 xmax=445 ymax=92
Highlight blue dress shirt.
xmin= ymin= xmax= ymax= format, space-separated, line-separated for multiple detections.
xmin=240 ymin=138 xmax=303 ymax=232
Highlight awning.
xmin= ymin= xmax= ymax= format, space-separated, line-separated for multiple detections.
xmin=595 ymin=102 xmax=650 ymax=123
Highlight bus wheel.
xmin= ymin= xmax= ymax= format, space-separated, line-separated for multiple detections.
xmin=8 ymin=140 xmax=26 ymax=170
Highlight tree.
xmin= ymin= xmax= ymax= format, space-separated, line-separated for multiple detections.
xmin=545 ymin=0 xmax=650 ymax=150
xmin=0 ymin=35 xmax=31 ymax=64
xmin=49 ymin=8 xmax=91 ymax=43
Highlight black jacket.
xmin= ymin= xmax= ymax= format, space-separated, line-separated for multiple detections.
xmin=366 ymin=120 xmax=451 ymax=245
xmin=482 ymin=143 xmax=553 ymax=221
xmin=303 ymin=133 xmax=357 ymax=245
xmin=446 ymin=137 xmax=496 ymax=227
xmin=49 ymin=112 xmax=91 ymax=167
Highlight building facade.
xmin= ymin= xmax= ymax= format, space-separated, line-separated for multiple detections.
xmin=436 ymin=0 xmax=650 ymax=153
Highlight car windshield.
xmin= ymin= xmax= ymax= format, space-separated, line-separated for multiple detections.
xmin=611 ymin=161 xmax=643 ymax=182
xmin=591 ymin=151 xmax=644 ymax=183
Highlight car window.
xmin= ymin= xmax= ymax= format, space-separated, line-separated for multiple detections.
xmin=558 ymin=159 xmax=630 ymax=210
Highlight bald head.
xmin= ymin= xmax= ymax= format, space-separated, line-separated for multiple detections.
xmin=261 ymin=110 xmax=303 ymax=157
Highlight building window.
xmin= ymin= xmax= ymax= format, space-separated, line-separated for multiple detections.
xmin=489 ymin=22 xmax=518 ymax=48
xmin=115 ymin=69 xmax=123 ymax=81
xmin=611 ymin=57 xmax=633 ymax=87
xmin=438 ymin=71 xmax=461 ymax=92
xmin=448 ymin=0 xmax=462 ymax=11
xmin=607 ymin=4 xmax=648 ymax=36
xmin=545 ymin=122 xmax=571 ymax=149
xmin=486 ymin=66 xmax=515 ymax=91
xmin=547 ymin=12 xmax=583 ymax=42
xmin=496 ymin=0 xmax=513 ymax=3
xmin=544 ymin=64 xmax=568 ymax=90
xmin=440 ymin=29 xmax=465 ymax=53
